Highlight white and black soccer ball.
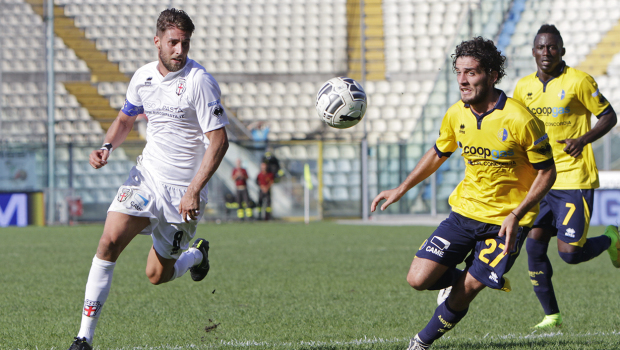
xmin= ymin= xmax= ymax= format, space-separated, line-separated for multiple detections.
xmin=315 ymin=77 xmax=367 ymax=129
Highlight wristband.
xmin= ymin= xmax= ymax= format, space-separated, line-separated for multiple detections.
xmin=510 ymin=212 xmax=521 ymax=220
xmin=100 ymin=143 xmax=113 ymax=154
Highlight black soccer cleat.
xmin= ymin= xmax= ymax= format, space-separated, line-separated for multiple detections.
xmin=68 ymin=337 xmax=92 ymax=350
xmin=190 ymin=238 xmax=210 ymax=281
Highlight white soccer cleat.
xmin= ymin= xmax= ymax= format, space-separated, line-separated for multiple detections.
xmin=437 ymin=286 xmax=452 ymax=305
xmin=406 ymin=335 xmax=430 ymax=350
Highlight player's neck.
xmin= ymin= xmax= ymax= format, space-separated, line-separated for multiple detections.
xmin=537 ymin=63 xmax=563 ymax=83
xmin=469 ymin=89 xmax=500 ymax=116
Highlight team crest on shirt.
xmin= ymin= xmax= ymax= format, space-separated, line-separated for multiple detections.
xmin=176 ymin=78 xmax=186 ymax=96
xmin=558 ymin=90 xmax=565 ymax=100
xmin=117 ymin=188 xmax=133 ymax=202
xmin=497 ymin=128 xmax=508 ymax=142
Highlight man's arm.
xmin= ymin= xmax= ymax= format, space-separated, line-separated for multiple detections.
xmin=558 ymin=109 xmax=617 ymax=158
xmin=371 ymin=147 xmax=449 ymax=212
xmin=179 ymin=127 xmax=229 ymax=222
xmin=498 ymin=164 xmax=556 ymax=255
xmin=89 ymin=110 xmax=137 ymax=169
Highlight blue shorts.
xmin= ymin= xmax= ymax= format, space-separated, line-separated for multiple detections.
xmin=416 ymin=212 xmax=528 ymax=290
xmin=533 ymin=189 xmax=594 ymax=247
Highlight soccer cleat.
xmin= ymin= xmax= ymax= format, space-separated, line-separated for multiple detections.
xmin=68 ymin=337 xmax=92 ymax=350
xmin=533 ymin=313 xmax=563 ymax=330
xmin=437 ymin=286 xmax=452 ymax=305
xmin=406 ymin=335 xmax=430 ymax=350
xmin=190 ymin=238 xmax=210 ymax=281
xmin=604 ymin=225 xmax=620 ymax=268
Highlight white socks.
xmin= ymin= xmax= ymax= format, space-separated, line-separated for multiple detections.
xmin=77 ymin=256 xmax=116 ymax=344
xmin=170 ymin=248 xmax=203 ymax=281
xmin=76 ymin=249 xmax=202 ymax=343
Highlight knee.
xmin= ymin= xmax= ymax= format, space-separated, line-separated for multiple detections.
xmin=97 ymin=237 xmax=123 ymax=261
xmin=406 ymin=273 xmax=429 ymax=291
xmin=559 ymin=251 xmax=581 ymax=265
xmin=146 ymin=268 xmax=168 ymax=285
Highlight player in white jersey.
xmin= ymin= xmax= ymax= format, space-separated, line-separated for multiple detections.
xmin=68 ymin=9 xmax=229 ymax=350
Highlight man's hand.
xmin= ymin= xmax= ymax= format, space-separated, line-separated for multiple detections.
xmin=371 ymin=187 xmax=404 ymax=212
xmin=557 ymin=138 xmax=585 ymax=158
xmin=89 ymin=149 xmax=109 ymax=169
xmin=498 ymin=213 xmax=520 ymax=255
xmin=179 ymin=189 xmax=200 ymax=223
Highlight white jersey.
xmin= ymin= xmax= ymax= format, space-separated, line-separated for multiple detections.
xmin=126 ymin=59 xmax=229 ymax=186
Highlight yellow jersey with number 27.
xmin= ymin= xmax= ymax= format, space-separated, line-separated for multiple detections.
xmin=435 ymin=90 xmax=554 ymax=227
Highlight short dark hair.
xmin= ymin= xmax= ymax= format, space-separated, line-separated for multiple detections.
xmin=156 ymin=8 xmax=195 ymax=36
xmin=452 ymin=37 xmax=506 ymax=84
xmin=535 ymin=24 xmax=563 ymax=46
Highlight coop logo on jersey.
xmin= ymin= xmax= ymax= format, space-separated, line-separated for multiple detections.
xmin=117 ymin=188 xmax=132 ymax=202
xmin=558 ymin=89 xmax=565 ymax=100
xmin=497 ymin=128 xmax=508 ymax=142
xmin=462 ymin=144 xmax=514 ymax=160
xmin=176 ymin=78 xmax=186 ymax=96
xmin=565 ymin=228 xmax=576 ymax=238
xmin=527 ymin=106 xmax=570 ymax=118
xmin=83 ymin=299 xmax=102 ymax=317
xmin=425 ymin=236 xmax=451 ymax=257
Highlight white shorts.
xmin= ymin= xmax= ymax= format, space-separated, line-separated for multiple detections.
xmin=108 ymin=163 xmax=207 ymax=259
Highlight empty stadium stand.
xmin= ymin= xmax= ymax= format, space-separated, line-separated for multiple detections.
xmin=3 ymin=0 xmax=620 ymax=219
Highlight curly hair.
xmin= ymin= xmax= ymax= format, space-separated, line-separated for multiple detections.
xmin=451 ymin=37 xmax=506 ymax=85
xmin=156 ymin=8 xmax=195 ymax=36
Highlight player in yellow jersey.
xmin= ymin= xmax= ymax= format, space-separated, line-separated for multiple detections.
xmin=513 ymin=24 xmax=619 ymax=330
xmin=372 ymin=37 xmax=556 ymax=350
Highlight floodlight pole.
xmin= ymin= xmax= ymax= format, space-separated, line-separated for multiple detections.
xmin=46 ymin=0 xmax=56 ymax=225
xmin=360 ymin=0 xmax=370 ymax=221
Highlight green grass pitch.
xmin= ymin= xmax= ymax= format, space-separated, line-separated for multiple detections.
xmin=1 ymin=222 xmax=619 ymax=349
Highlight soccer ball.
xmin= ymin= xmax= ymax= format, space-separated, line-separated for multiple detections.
xmin=315 ymin=77 xmax=367 ymax=129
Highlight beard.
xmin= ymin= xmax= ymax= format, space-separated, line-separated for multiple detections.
xmin=461 ymin=83 xmax=490 ymax=106
xmin=159 ymin=52 xmax=186 ymax=72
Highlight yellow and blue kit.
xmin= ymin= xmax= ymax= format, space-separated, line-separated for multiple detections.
xmin=415 ymin=90 xmax=554 ymax=290
xmin=513 ymin=63 xmax=612 ymax=244
xmin=513 ymin=62 xmax=611 ymax=190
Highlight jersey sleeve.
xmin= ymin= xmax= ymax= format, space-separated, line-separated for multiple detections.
xmin=512 ymin=80 xmax=525 ymax=104
xmin=125 ymin=72 xmax=142 ymax=107
xmin=520 ymin=116 xmax=554 ymax=169
xmin=434 ymin=110 xmax=458 ymax=157
xmin=577 ymin=75 xmax=611 ymax=117
xmin=192 ymin=73 xmax=229 ymax=133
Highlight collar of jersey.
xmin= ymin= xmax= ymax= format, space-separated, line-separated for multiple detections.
xmin=535 ymin=61 xmax=566 ymax=84
xmin=463 ymin=88 xmax=507 ymax=120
